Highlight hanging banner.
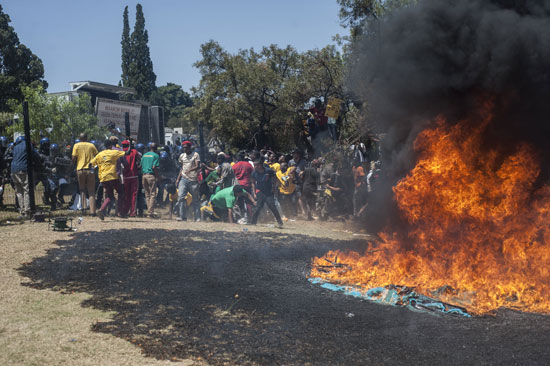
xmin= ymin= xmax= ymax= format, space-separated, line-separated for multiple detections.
xmin=325 ymin=97 xmax=343 ymax=119
xmin=95 ymin=98 xmax=141 ymax=138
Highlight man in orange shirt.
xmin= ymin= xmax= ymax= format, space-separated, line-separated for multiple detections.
xmin=72 ymin=133 xmax=98 ymax=215
xmin=91 ymin=139 xmax=130 ymax=220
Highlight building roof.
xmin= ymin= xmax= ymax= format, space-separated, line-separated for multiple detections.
xmin=69 ymin=81 xmax=136 ymax=95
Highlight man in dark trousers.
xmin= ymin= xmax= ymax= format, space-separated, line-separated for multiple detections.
xmin=121 ymin=140 xmax=141 ymax=217
xmin=249 ymin=159 xmax=283 ymax=228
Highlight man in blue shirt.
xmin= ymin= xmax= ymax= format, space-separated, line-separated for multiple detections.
xmin=11 ymin=136 xmax=40 ymax=218
xmin=250 ymin=159 xmax=283 ymax=227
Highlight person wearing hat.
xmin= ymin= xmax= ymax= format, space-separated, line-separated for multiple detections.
xmin=121 ymin=139 xmax=141 ymax=217
xmin=176 ymin=140 xmax=201 ymax=221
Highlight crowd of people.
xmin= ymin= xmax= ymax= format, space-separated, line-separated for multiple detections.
xmin=0 ymin=132 xmax=381 ymax=225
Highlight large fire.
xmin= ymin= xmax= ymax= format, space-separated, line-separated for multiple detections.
xmin=311 ymin=105 xmax=550 ymax=315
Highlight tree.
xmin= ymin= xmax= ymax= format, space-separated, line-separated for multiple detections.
xmin=150 ymin=83 xmax=193 ymax=126
xmin=190 ymin=41 xmax=306 ymax=150
xmin=7 ymin=86 xmax=105 ymax=144
xmin=337 ymin=0 xmax=416 ymax=38
xmin=127 ymin=3 xmax=156 ymax=100
xmin=302 ymin=45 xmax=346 ymax=104
xmin=0 ymin=5 xmax=47 ymax=112
xmin=189 ymin=41 xmax=352 ymax=151
xmin=120 ymin=6 xmax=131 ymax=87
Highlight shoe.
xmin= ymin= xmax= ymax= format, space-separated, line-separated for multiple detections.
xmin=176 ymin=217 xmax=186 ymax=221
xmin=97 ymin=211 xmax=105 ymax=221
xmin=277 ymin=223 xmax=284 ymax=229
xmin=195 ymin=218 xmax=201 ymax=222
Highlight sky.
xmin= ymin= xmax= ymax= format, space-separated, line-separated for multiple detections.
xmin=2 ymin=0 xmax=344 ymax=93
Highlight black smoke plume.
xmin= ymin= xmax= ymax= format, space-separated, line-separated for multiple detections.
xmin=349 ymin=0 xmax=550 ymax=232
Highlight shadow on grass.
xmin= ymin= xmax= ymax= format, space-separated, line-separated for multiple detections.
xmin=19 ymin=228 xmax=372 ymax=365
xmin=17 ymin=228 xmax=550 ymax=366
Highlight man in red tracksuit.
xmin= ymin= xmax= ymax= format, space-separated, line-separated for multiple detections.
xmin=121 ymin=140 xmax=141 ymax=217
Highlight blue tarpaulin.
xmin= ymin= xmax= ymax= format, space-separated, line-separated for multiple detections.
xmin=308 ymin=277 xmax=471 ymax=317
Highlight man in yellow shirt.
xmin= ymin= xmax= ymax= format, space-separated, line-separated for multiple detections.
xmin=268 ymin=153 xmax=280 ymax=173
xmin=91 ymin=139 xmax=128 ymax=220
xmin=72 ymin=133 xmax=98 ymax=214
xmin=276 ymin=162 xmax=296 ymax=219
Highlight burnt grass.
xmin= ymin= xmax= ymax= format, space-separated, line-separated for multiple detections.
xmin=18 ymin=228 xmax=550 ymax=366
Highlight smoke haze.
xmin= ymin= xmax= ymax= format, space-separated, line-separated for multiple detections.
xmin=350 ymin=0 xmax=550 ymax=231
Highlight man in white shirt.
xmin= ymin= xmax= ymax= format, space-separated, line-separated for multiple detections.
xmin=176 ymin=140 xmax=201 ymax=221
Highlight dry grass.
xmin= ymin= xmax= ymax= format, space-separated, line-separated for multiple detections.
xmin=0 ymin=214 xmax=357 ymax=366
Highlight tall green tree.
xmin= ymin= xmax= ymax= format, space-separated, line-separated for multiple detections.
xmin=120 ymin=6 xmax=131 ymax=87
xmin=0 ymin=4 xmax=47 ymax=112
xmin=150 ymin=82 xmax=193 ymax=126
xmin=127 ymin=3 xmax=156 ymax=100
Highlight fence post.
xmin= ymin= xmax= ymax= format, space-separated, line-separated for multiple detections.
xmin=23 ymin=101 xmax=36 ymax=214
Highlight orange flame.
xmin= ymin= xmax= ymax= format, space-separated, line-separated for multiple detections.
xmin=311 ymin=105 xmax=550 ymax=314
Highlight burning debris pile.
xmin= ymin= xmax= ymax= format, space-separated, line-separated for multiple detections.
xmin=310 ymin=0 xmax=550 ymax=315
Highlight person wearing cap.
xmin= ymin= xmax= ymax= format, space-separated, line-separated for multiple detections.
xmin=121 ymin=140 xmax=141 ymax=217
xmin=176 ymin=140 xmax=201 ymax=221
xmin=72 ymin=133 xmax=98 ymax=215
xmin=141 ymin=142 xmax=160 ymax=218
xmin=90 ymin=139 xmax=129 ymax=220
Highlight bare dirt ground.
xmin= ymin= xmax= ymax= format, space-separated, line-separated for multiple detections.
xmin=2 ymin=213 xmax=550 ymax=365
